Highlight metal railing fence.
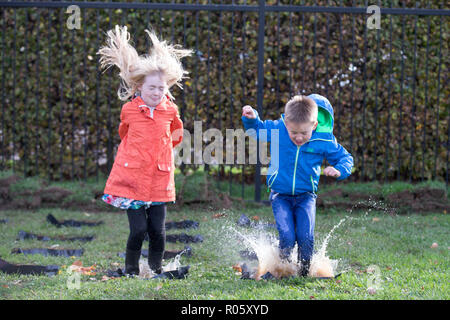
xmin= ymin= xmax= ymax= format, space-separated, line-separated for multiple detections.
xmin=0 ymin=1 xmax=449 ymax=200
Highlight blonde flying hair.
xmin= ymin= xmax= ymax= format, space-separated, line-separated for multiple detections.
xmin=97 ymin=25 xmax=192 ymax=101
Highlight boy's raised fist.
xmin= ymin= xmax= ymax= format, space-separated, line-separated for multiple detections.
xmin=242 ymin=105 xmax=256 ymax=119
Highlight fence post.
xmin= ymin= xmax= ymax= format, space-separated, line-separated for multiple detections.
xmin=255 ymin=0 xmax=265 ymax=202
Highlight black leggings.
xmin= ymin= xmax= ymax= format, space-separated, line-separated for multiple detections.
xmin=126 ymin=204 xmax=166 ymax=254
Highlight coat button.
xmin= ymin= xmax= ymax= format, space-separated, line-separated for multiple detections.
xmin=124 ymin=162 xmax=128 ymax=167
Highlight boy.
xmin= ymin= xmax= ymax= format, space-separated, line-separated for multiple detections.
xmin=241 ymin=94 xmax=353 ymax=276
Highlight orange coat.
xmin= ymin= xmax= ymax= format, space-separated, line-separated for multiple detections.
xmin=104 ymin=95 xmax=183 ymax=202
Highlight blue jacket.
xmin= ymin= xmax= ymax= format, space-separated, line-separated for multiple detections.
xmin=242 ymin=94 xmax=353 ymax=195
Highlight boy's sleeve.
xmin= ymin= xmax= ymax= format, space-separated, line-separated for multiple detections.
xmin=118 ymin=107 xmax=129 ymax=140
xmin=324 ymin=138 xmax=354 ymax=180
xmin=241 ymin=108 xmax=279 ymax=142
xmin=170 ymin=106 xmax=184 ymax=148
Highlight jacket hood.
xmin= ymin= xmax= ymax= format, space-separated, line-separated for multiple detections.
xmin=308 ymin=94 xmax=334 ymax=133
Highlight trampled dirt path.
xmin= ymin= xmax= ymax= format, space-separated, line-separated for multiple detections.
xmin=1 ymin=174 xmax=448 ymax=214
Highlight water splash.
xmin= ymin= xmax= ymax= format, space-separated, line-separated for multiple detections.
xmin=234 ymin=216 xmax=350 ymax=279
xmin=138 ymin=249 xmax=187 ymax=279
xmin=163 ymin=249 xmax=186 ymax=271
xmin=233 ymin=229 xmax=298 ymax=280
xmin=237 ymin=229 xmax=299 ymax=279
xmin=309 ymin=217 xmax=348 ymax=277
xmin=317 ymin=217 xmax=348 ymax=257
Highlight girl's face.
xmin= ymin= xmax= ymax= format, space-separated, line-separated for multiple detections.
xmin=138 ymin=73 xmax=168 ymax=107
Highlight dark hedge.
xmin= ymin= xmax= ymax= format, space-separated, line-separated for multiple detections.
xmin=0 ymin=0 xmax=448 ymax=183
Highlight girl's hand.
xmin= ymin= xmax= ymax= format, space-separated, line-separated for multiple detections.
xmin=242 ymin=105 xmax=256 ymax=119
xmin=323 ymin=166 xmax=341 ymax=178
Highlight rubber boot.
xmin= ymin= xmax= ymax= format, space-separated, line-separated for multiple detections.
xmin=299 ymin=259 xmax=311 ymax=277
xmin=148 ymin=250 xmax=164 ymax=274
xmin=279 ymin=247 xmax=292 ymax=263
xmin=124 ymin=248 xmax=141 ymax=276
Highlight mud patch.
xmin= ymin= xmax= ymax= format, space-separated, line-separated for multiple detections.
xmin=0 ymin=174 xmax=234 ymax=213
xmin=237 ymin=213 xmax=276 ymax=230
xmin=0 ymin=257 xmax=59 ymax=276
xmin=317 ymin=188 xmax=449 ymax=214
xmin=0 ymin=174 xmax=112 ymax=212
xmin=386 ymin=188 xmax=449 ymax=214
xmin=151 ymin=265 xmax=190 ymax=279
xmin=105 ymin=265 xmax=190 ymax=280
xmin=46 ymin=214 xmax=103 ymax=228
xmin=165 ymin=220 xmax=199 ymax=230
xmin=165 ymin=233 xmax=204 ymax=244
xmin=0 ymin=174 xmax=448 ymax=214
xmin=17 ymin=230 xmax=95 ymax=242
xmin=11 ymin=247 xmax=84 ymax=257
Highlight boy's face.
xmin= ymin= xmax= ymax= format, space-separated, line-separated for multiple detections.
xmin=138 ymin=73 xmax=168 ymax=107
xmin=285 ymin=120 xmax=318 ymax=146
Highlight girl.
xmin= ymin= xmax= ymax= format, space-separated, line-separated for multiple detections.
xmin=97 ymin=25 xmax=192 ymax=276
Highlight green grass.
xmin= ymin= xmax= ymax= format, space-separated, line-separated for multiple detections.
xmin=174 ymin=166 xmax=271 ymax=202
xmin=0 ymin=170 xmax=449 ymax=300
xmin=1 ymin=204 xmax=448 ymax=300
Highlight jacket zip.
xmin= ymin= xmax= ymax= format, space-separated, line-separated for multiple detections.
xmin=308 ymin=138 xmax=333 ymax=143
xmin=292 ymin=145 xmax=300 ymax=195
xmin=267 ymin=170 xmax=279 ymax=191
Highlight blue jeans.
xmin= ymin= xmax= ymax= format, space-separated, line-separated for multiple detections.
xmin=269 ymin=190 xmax=317 ymax=263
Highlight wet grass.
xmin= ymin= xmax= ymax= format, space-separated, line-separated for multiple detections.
xmin=0 ymin=171 xmax=449 ymax=300
xmin=1 ymin=205 xmax=448 ymax=300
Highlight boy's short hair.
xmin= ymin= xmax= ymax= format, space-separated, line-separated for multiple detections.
xmin=284 ymin=95 xmax=318 ymax=124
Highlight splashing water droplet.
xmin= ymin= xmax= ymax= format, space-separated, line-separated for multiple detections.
xmin=139 ymin=249 xmax=188 ymax=279
xmin=233 ymin=229 xmax=298 ymax=280
xmin=233 ymin=216 xmax=350 ymax=279
xmin=163 ymin=249 xmax=186 ymax=271
xmin=309 ymin=217 xmax=348 ymax=278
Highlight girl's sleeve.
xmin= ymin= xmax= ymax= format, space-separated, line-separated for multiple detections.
xmin=118 ymin=107 xmax=129 ymax=140
xmin=170 ymin=107 xmax=184 ymax=148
